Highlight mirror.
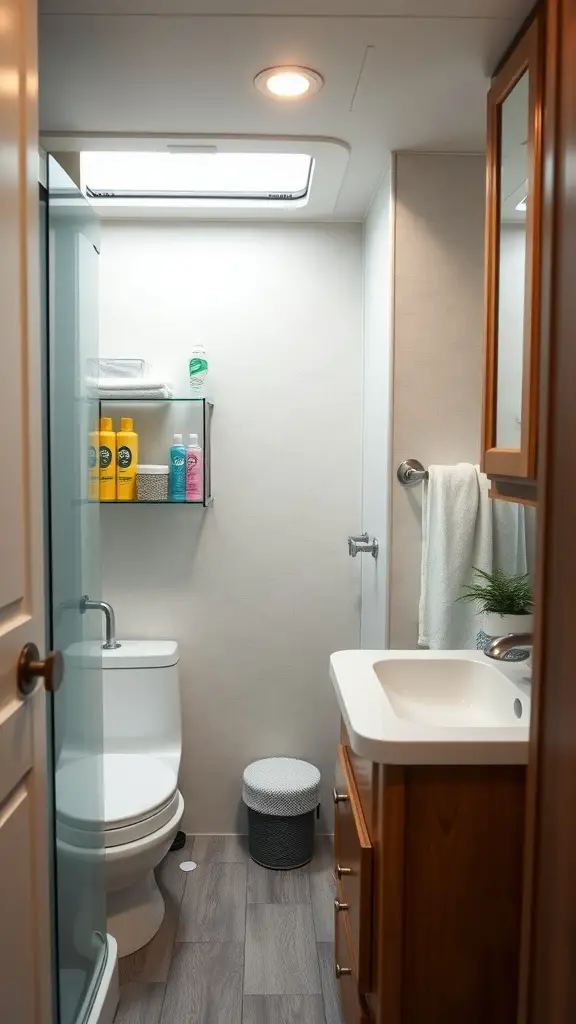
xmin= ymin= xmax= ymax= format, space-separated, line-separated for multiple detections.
xmin=495 ymin=70 xmax=529 ymax=450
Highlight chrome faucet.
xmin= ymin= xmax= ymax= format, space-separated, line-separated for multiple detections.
xmin=80 ymin=596 xmax=121 ymax=650
xmin=484 ymin=632 xmax=533 ymax=660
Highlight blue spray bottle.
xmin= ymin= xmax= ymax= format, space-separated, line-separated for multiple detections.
xmin=169 ymin=433 xmax=186 ymax=502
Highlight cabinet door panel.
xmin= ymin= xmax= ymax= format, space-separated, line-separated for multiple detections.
xmin=334 ymin=745 xmax=373 ymax=993
xmin=335 ymin=909 xmax=371 ymax=1024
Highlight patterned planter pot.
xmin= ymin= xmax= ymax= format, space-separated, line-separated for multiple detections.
xmin=476 ymin=612 xmax=533 ymax=662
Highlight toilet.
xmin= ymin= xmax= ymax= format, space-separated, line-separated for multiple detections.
xmin=55 ymin=640 xmax=184 ymax=958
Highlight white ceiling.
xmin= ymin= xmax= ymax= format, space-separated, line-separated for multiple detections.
xmin=39 ymin=0 xmax=534 ymax=219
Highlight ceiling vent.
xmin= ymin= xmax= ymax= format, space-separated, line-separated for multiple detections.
xmin=40 ymin=135 xmax=350 ymax=220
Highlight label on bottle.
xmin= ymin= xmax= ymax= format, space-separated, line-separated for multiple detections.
xmin=88 ymin=445 xmax=97 ymax=469
xmin=100 ymin=446 xmax=113 ymax=469
xmin=118 ymin=444 xmax=132 ymax=470
xmin=189 ymin=357 xmax=208 ymax=376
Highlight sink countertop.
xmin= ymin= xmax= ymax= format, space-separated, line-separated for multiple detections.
xmin=330 ymin=649 xmax=531 ymax=766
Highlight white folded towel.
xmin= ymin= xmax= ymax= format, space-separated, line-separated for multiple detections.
xmin=86 ymin=376 xmax=173 ymax=392
xmin=86 ymin=376 xmax=174 ymax=400
xmin=419 ymin=464 xmax=532 ymax=650
xmin=95 ymin=385 xmax=174 ymax=400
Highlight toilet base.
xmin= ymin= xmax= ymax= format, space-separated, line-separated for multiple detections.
xmin=107 ymin=870 xmax=166 ymax=958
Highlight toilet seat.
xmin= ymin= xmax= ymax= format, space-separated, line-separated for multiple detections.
xmin=56 ymin=753 xmax=179 ymax=848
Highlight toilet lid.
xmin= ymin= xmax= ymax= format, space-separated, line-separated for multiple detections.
xmin=56 ymin=754 xmax=178 ymax=831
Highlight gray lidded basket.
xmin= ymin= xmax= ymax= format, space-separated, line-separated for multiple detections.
xmin=242 ymin=757 xmax=321 ymax=870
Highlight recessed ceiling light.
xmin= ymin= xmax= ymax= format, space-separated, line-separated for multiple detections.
xmin=254 ymin=66 xmax=323 ymax=101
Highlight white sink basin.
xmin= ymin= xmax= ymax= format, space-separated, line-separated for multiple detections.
xmin=330 ymin=649 xmax=530 ymax=765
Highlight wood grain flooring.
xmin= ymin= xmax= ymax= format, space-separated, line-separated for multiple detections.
xmin=242 ymin=995 xmax=326 ymax=1023
xmin=113 ymin=983 xmax=166 ymax=1024
xmin=192 ymin=834 xmax=248 ymax=863
xmin=248 ymin=861 xmax=310 ymax=905
xmin=309 ymin=835 xmax=336 ymax=943
xmin=317 ymin=941 xmax=344 ymax=1024
xmin=178 ymin=862 xmax=247 ymax=942
xmin=244 ymin=904 xmax=322 ymax=996
xmin=115 ymin=835 xmax=338 ymax=1024
xmin=160 ymin=942 xmax=244 ymax=1024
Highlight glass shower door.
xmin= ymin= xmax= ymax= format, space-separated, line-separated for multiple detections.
xmin=46 ymin=156 xmax=108 ymax=1024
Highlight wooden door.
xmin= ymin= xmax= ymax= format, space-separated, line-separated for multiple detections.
xmin=0 ymin=0 xmax=52 ymax=1020
xmin=519 ymin=0 xmax=576 ymax=1019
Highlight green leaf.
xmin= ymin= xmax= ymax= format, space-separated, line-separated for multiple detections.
xmin=456 ymin=566 xmax=533 ymax=615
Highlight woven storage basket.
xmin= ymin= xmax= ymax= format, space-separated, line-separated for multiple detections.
xmin=242 ymin=757 xmax=321 ymax=869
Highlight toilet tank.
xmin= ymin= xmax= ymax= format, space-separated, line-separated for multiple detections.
xmin=102 ymin=641 xmax=181 ymax=774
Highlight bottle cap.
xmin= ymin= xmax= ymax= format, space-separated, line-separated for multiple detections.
xmin=100 ymin=417 xmax=113 ymax=431
xmin=120 ymin=417 xmax=133 ymax=431
xmin=173 ymin=433 xmax=183 ymax=445
xmin=189 ymin=433 xmax=199 ymax=445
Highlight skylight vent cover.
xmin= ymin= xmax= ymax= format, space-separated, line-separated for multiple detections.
xmin=81 ymin=151 xmax=313 ymax=201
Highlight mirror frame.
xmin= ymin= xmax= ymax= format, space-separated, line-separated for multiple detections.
xmin=482 ymin=11 xmax=544 ymax=482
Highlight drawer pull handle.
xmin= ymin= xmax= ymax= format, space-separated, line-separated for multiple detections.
xmin=333 ymin=788 xmax=349 ymax=805
xmin=337 ymin=863 xmax=352 ymax=879
xmin=334 ymin=898 xmax=349 ymax=912
xmin=336 ymin=964 xmax=352 ymax=979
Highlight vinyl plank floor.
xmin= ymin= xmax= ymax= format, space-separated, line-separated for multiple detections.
xmin=178 ymin=862 xmax=247 ymax=941
xmin=119 ymin=841 xmax=194 ymax=984
xmin=317 ymin=943 xmax=343 ymax=1024
xmin=244 ymin=904 xmax=321 ymax=996
xmin=247 ymin=861 xmax=310 ymax=905
xmin=114 ymin=982 xmax=165 ymax=1024
xmin=309 ymin=836 xmax=335 ymax=943
xmin=156 ymin=839 xmax=195 ymax=902
xmin=192 ymin=834 xmax=248 ymax=863
xmin=161 ymin=942 xmax=243 ymax=1024
xmin=242 ymin=995 xmax=326 ymax=1024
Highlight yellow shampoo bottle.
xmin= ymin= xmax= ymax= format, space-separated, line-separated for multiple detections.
xmin=116 ymin=417 xmax=138 ymax=501
xmin=99 ymin=417 xmax=117 ymax=501
xmin=88 ymin=421 xmax=99 ymax=500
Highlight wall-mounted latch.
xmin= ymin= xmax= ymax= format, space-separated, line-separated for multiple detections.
xmin=348 ymin=533 xmax=379 ymax=559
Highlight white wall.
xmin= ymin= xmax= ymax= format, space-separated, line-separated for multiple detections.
xmin=496 ymin=224 xmax=526 ymax=449
xmin=98 ymin=221 xmax=363 ymax=833
xmin=389 ymin=153 xmax=486 ymax=648
xmin=360 ymin=162 xmax=393 ymax=649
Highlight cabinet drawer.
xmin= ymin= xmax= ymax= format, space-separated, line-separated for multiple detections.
xmin=335 ymin=908 xmax=371 ymax=1024
xmin=334 ymin=744 xmax=373 ymax=992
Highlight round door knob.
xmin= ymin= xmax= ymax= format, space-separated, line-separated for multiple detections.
xmin=333 ymin=788 xmax=349 ymax=805
xmin=336 ymin=864 xmax=352 ymax=879
xmin=334 ymin=899 xmax=349 ymax=913
xmin=18 ymin=643 xmax=64 ymax=697
xmin=335 ymin=964 xmax=352 ymax=979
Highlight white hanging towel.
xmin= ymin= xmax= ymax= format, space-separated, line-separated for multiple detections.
xmin=419 ymin=464 xmax=531 ymax=650
xmin=419 ymin=464 xmax=488 ymax=650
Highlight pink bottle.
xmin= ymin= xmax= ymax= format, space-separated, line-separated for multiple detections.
xmin=185 ymin=433 xmax=203 ymax=502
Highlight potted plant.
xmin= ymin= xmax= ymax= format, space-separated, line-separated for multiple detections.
xmin=458 ymin=567 xmax=533 ymax=649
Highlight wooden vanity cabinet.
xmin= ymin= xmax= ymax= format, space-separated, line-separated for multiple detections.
xmin=334 ymin=727 xmax=526 ymax=1024
xmin=482 ymin=9 xmax=544 ymax=503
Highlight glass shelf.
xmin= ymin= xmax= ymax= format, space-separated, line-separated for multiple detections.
xmin=100 ymin=498 xmax=212 ymax=506
xmin=99 ymin=396 xmax=207 ymax=402
xmin=97 ymin=397 xmax=214 ymax=506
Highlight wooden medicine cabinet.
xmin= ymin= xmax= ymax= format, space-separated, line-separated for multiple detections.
xmin=482 ymin=10 xmax=544 ymax=502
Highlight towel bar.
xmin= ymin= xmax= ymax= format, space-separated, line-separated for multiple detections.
xmin=397 ymin=459 xmax=429 ymax=487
